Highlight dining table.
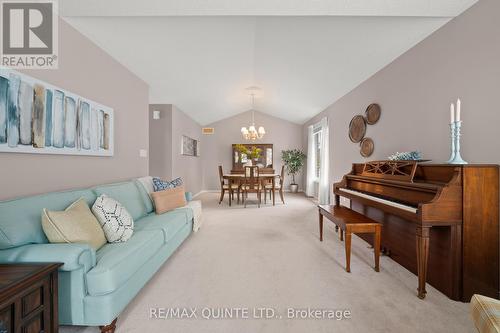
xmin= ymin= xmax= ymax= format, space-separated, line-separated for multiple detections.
xmin=223 ymin=173 xmax=281 ymax=206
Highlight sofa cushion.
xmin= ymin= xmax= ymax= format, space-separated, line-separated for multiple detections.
xmin=42 ymin=198 xmax=107 ymax=250
xmin=152 ymin=186 xmax=187 ymax=214
xmin=135 ymin=208 xmax=192 ymax=243
xmin=0 ymin=189 xmax=97 ymax=249
xmin=92 ymin=182 xmax=148 ymax=220
xmin=92 ymin=195 xmax=134 ymax=243
xmin=86 ymin=230 xmax=163 ymax=296
xmin=152 ymin=177 xmax=183 ymax=192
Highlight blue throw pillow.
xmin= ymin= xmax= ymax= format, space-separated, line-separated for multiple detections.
xmin=153 ymin=177 xmax=183 ymax=192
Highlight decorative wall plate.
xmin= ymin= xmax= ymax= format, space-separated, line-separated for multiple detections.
xmin=365 ymin=103 xmax=381 ymax=125
xmin=360 ymin=137 xmax=374 ymax=157
xmin=348 ymin=115 xmax=366 ymax=143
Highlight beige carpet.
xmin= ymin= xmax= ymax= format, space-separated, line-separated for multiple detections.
xmin=62 ymin=193 xmax=474 ymax=333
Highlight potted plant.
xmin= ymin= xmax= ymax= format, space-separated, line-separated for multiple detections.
xmin=281 ymin=149 xmax=307 ymax=193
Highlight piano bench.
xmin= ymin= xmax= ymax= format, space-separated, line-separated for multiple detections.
xmin=318 ymin=205 xmax=382 ymax=273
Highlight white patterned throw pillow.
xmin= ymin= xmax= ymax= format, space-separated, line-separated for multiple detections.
xmin=92 ymin=195 xmax=134 ymax=242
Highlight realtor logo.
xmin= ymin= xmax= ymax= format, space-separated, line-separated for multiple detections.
xmin=0 ymin=0 xmax=58 ymax=69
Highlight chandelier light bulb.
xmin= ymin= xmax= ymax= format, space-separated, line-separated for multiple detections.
xmin=241 ymin=87 xmax=266 ymax=140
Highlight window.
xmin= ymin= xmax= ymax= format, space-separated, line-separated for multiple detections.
xmin=306 ymin=117 xmax=329 ymax=203
xmin=313 ymin=128 xmax=322 ymax=179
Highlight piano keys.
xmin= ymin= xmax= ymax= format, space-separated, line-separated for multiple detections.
xmin=338 ymin=188 xmax=418 ymax=214
xmin=334 ymin=161 xmax=499 ymax=301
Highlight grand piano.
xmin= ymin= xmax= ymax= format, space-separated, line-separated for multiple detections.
xmin=334 ymin=161 xmax=499 ymax=301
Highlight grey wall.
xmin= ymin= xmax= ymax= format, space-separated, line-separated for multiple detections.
xmin=203 ymin=110 xmax=305 ymax=191
xmin=0 ymin=19 xmax=149 ymax=200
xmin=171 ymin=106 xmax=203 ymax=195
xmin=149 ymin=104 xmax=173 ymax=180
xmin=303 ymin=0 xmax=500 ymax=191
xmin=149 ymin=104 xmax=203 ymax=195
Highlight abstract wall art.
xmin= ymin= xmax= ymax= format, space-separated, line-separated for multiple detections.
xmin=0 ymin=69 xmax=114 ymax=156
xmin=181 ymin=135 xmax=199 ymax=157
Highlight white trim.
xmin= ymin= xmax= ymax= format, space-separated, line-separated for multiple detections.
xmin=192 ymin=190 xmax=207 ymax=198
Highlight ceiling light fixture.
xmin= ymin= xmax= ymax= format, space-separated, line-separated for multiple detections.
xmin=241 ymin=87 xmax=265 ymax=140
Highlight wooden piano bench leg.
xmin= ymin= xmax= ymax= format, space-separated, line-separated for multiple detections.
xmin=344 ymin=229 xmax=352 ymax=273
xmin=100 ymin=318 xmax=117 ymax=333
xmin=374 ymin=225 xmax=381 ymax=272
xmin=319 ymin=212 xmax=324 ymax=241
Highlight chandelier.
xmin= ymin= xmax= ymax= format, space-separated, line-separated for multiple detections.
xmin=241 ymin=89 xmax=265 ymax=140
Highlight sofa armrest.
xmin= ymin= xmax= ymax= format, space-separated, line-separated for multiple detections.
xmin=0 ymin=243 xmax=96 ymax=272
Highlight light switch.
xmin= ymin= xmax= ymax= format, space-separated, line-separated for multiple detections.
xmin=139 ymin=149 xmax=148 ymax=158
xmin=153 ymin=110 xmax=161 ymax=120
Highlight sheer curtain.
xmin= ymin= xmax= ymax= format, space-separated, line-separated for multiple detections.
xmin=317 ymin=117 xmax=330 ymax=205
xmin=305 ymin=125 xmax=315 ymax=197
xmin=305 ymin=117 xmax=329 ymax=204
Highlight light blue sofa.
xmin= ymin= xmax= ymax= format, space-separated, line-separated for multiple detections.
xmin=0 ymin=180 xmax=193 ymax=332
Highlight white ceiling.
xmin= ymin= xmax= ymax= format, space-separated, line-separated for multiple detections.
xmin=62 ymin=1 xmax=477 ymax=125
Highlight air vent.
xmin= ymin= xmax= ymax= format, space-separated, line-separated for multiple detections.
xmin=202 ymin=127 xmax=214 ymax=135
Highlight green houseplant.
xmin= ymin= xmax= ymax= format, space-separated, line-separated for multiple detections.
xmin=281 ymin=149 xmax=307 ymax=193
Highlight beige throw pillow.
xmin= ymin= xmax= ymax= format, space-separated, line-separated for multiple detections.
xmin=42 ymin=198 xmax=107 ymax=250
xmin=152 ymin=185 xmax=187 ymax=214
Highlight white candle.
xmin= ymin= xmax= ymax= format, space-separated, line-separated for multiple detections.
xmin=456 ymin=98 xmax=461 ymax=122
xmin=450 ymin=103 xmax=455 ymax=123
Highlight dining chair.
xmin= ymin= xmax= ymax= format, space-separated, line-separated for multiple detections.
xmin=242 ymin=166 xmax=262 ymax=208
xmin=264 ymin=165 xmax=285 ymax=204
xmin=218 ymin=165 xmax=239 ymax=206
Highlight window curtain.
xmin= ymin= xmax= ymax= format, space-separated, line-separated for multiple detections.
xmin=305 ymin=125 xmax=315 ymax=197
xmin=318 ymin=117 xmax=330 ymax=205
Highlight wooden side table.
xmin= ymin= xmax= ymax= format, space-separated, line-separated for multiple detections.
xmin=0 ymin=263 xmax=62 ymax=333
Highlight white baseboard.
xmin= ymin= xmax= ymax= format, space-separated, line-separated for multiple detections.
xmin=192 ymin=190 xmax=209 ymax=198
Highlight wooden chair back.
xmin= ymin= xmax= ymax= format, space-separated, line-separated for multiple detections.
xmin=244 ymin=166 xmax=260 ymax=191
xmin=280 ymin=165 xmax=285 ymax=186
xmin=218 ymin=165 xmax=225 ymax=187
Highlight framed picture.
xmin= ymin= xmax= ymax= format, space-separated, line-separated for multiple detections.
xmin=0 ymin=68 xmax=114 ymax=156
xmin=181 ymin=135 xmax=199 ymax=157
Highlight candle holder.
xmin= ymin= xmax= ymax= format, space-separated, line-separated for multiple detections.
xmin=446 ymin=122 xmax=456 ymax=163
xmin=448 ymin=121 xmax=468 ymax=164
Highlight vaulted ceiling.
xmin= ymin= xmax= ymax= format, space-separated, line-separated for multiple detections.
xmin=62 ymin=0 xmax=478 ymax=125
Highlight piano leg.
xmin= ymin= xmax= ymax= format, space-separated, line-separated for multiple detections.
xmin=416 ymin=226 xmax=430 ymax=299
